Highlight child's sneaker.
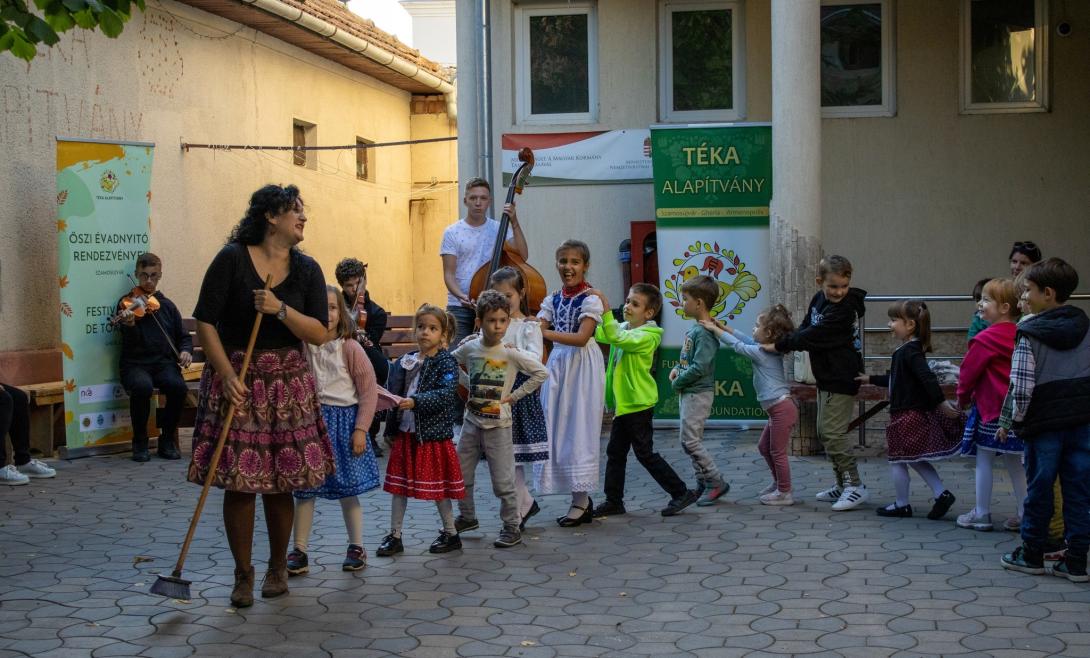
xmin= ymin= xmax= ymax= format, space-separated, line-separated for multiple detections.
xmin=696 ymin=480 xmax=730 ymax=506
xmin=926 ymin=490 xmax=956 ymax=520
xmin=342 ymin=544 xmax=367 ymax=571
xmin=1001 ymin=545 xmax=1045 ymax=575
xmin=831 ymin=485 xmax=869 ymax=511
xmin=759 ymin=490 xmax=794 ymax=506
xmin=286 ymin=548 xmax=309 ymax=576
xmin=759 ymin=481 xmax=778 ymax=496
xmin=454 ymin=516 xmax=479 ymax=533
xmin=429 ymin=531 xmax=462 ymax=554
xmin=1044 ymin=546 xmax=1067 ymax=563
xmin=956 ymin=509 xmax=994 ymax=531
xmin=1003 ymin=515 xmax=1022 ymax=532
xmin=1051 ymin=555 xmax=1089 ymax=583
xmin=0 ymin=465 xmax=30 ymax=486
xmin=661 ymin=490 xmax=700 ymax=516
xmin=17 ymin=459 xmax=56 ymax=479
xmin=815 ymin=485 xmax=842 ymax=502
xmin=493 ymin=526 xmax=522 ymax=548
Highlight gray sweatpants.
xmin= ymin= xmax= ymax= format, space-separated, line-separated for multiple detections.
xmin=678 ymin=390 xmax=723 ymax=487
xmin=456 ymin=422 xmax=520 ymax=529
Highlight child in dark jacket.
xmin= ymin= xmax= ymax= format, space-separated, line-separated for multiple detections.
xmin=377 ymin=304 xmax=465 ymax=557
xmin=767 ymin=255 xmax=869 ymax=511
xmin=864 ymin=300 xmax=962 ymax=520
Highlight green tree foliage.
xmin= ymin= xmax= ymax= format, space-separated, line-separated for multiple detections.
xmin=0 ymin=0 xmax=146 ymax=61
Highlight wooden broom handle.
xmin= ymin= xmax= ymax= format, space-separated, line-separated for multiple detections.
xmin=171 ymin=275 xmax=273 ymax=577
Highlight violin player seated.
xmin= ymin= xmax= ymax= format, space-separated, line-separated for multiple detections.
xmin=115 ymin=252 xmax=193 ymax=462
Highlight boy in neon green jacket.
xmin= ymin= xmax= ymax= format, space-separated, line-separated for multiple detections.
xmin=590 ymin=284 xmax=700 ymax=518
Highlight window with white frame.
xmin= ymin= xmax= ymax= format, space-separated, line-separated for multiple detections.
xmin=820 ymin=0 xmax=896 ymax=118
xmin=515 ymin=3 xmax=597 ymax=124
xmin=960 ymin=0 xmax=1048 ymax=114
xmin=659 ymin=1 xmax=745 ymax=122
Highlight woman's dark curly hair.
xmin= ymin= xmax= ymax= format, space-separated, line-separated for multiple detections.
xmin=228 ymin=184 xmax=302 ymax=245
xmin=334 ymin=257 xmax=367 ymax=285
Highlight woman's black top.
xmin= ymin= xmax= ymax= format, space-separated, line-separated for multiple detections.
xmin=193 ymin=242 xmax=328 ymax=350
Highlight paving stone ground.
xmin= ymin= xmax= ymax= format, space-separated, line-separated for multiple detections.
xmin=2 ymin=427 xmax=1088 ymax=658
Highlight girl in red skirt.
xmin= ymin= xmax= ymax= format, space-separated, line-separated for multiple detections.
xmin=863 ymin=300 xmax=964 ymax=520
xmin=376 ymin=304 xmax=466 ymax=556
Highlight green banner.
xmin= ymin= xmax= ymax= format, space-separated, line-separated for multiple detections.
xmin=650 ymin=124 xmax=772 ymax=421
xmin=56 ymin=138 xmax=156 ymax=451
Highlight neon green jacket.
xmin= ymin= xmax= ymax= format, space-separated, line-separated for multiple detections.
xmin=595 ymin=313 xmax=663 ymax=416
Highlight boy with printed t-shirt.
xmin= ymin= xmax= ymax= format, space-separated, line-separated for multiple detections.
xmin=451 ymin=290 xmax=547 ymax=549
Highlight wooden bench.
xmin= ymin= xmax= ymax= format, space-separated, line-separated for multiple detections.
xmin=379 ymin=315 xmax=416 ymax=361
xmin=790 ymin=382 xmax=958 ymax=456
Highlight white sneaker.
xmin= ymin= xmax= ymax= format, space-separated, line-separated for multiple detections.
xmin=0 ymin=464 xmax=30 ymax=486
xmin=760 ymin=490 xmax=794 ymax=506
xmin=956 ymin=509 xmax=994 ymax=531
xmin=831 ymin=485 xmax=869 ymax=511
xmin=18 ymin=459 xmax=56 ymax=479
xmin=815 ymin=485 xmax=842 ymax=502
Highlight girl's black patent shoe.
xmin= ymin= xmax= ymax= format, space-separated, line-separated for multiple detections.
xmin=556 ymin=498 xmax=593 ymax=527
xmin=876 ymin=503 xmax=913 ymax=518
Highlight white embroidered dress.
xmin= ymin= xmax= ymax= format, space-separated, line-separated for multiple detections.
xmin=534 ymin=290 xmax=605 ymax=494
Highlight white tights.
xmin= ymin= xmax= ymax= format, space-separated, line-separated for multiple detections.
xmin=292 ymin=496 xmax=364 ymax=551
xmin=389 ymin=494 xmax=456 ymax=536
xmin=890 ymin=462 xmax=945 ymax=508
xmin=975 ymin=450 xmax=1026 ymax=517
xmin=514 ymin=466 xmax=535 ymax=517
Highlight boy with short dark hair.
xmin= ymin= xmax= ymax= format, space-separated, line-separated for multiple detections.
xmin=671 ymin=275 xmax=729 ymax=506
xmin=767 ymin=255 xmax=869 ymax=511
xmin=592 ymin=284 xmax=699 ymax=518
xmin=451 ymin=290 xmax=547 ymax=549
xmin=1001 ymin=257 xmax=1090 ymax=583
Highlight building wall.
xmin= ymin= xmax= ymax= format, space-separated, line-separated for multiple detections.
xmin=484 ymin=0 xmax=1089 ymax=323
xmin=0 ymin=0 xmax=448 ymax=352
xmin=400 ymin=0 xmax=457 ymax=66
xmin=409 ymin=103 xmax=460 ymax=309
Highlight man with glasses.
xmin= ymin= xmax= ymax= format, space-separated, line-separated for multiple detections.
xmin=115 ymin=252 xmax=193 ymax=461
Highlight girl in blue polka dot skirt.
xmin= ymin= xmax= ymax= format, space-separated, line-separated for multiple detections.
xmin=287 ymin=285 xmax=380 ymax=574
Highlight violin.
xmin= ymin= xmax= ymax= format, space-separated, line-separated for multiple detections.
xmin=108 ymin=286 xmax=161 ymax=326
xmin=468 ymin=148 xmax=547 ymax=314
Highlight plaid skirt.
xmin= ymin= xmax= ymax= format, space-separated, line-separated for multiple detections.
xmin=187 ymin=347 xmax=335 ymax=494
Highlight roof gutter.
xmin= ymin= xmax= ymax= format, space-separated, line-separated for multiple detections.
xmin=238 ymin=0 xmax=456 ymax=109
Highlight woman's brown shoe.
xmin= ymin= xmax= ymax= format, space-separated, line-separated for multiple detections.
xmin=230 ymin=566 xmax=255 ymax=608
xmin=260 ymin=565 xmax=289 ymax=599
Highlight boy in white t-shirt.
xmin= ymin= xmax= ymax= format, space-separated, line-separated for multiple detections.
xmin=440 ymin=177 xmax=529 ymax=345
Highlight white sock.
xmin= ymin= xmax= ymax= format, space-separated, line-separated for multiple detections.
xmin=910 ymin=462 xmax=945 ymax=498
xmin=340 ymin=496 xmax=363 ymax=547
xmin=975 ymin=450 xmax=995 ymax=516
xmin=567 ymin=491 xmax=589 ymax=519
xmin=891 ymin=463 xmax=911 ymax=508
xmin=292 ymin=498 xmax=315 ymax=552
xmin=515 ymin=466 xmax=534 ymax=516
xmin=1002 ymin=452 xmax=1027 ymax=517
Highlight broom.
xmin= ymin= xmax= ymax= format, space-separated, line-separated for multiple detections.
xmin=151 ymin=275 xmax=272 ymax=600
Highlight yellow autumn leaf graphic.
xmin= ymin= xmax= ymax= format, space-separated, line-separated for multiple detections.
xmin=61 ymin=343 xmax=74 ymax=359
xmin=731 ymin=271 xmax=761 ymax=301
xmin=60 ymin=302 xmax=73 ymax=317
xmin=64 ymin=379 xmax=76 ymax=392
xmin=57 ymin=190 xmax=68 ymax=205
xmin=59 ymin=276 xmax=69 ymax=288
xmin=57 ymin=219 xmax=67 ymax=232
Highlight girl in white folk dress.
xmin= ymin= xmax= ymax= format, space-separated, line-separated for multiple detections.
xmin=535 ymin=240 xmax=605 ymax=527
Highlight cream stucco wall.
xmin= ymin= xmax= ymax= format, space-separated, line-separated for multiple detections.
xmin=483 ymin=0 xmax=1089 ymax=323
xmin=0 ymin=0 xmax=452 ymax=352
xmin=409 ymin=110 xmax=460 ymax=308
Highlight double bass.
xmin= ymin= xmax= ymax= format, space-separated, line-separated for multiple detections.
xmin=468 ymin=148 xmax=547 ymax=313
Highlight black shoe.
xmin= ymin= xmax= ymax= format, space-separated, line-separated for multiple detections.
xmin=429 ymin=531 xmax=462 ymax=554
xmin=661 ymin=489 xmax=700 ymax=517
xmin=493 ymin=526 xmax=522 ymax=548
xmin=927 ymin=490 xmax=956 ymax=520
xmin=557 ymin=498 xmax=593 ymax=527
xmin=592 ymin=500 xmax=627 ymax=518
xmin=520 ymin=500 xmax=540 ymax=531
xmin=376 ymin=533 xmax=404 ymax=557
xmin=131 ymin=436 xmax=150 ymax=463
xmin=876 ymin=503 xmax=913 ymax=518
xmin=156 ymin=430 xmax=181 ymax=460
xmin=286 ymin=548 xmax=309 ymax=576
xmin=1052 ymin=555 xmax=1089 ymax=583
xmin=454 ymin=516 xmax=479 ymax=533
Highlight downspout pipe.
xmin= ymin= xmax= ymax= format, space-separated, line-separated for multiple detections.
xmin=476 ymin=0 xmax=493 ymax=190
xmin=239 ymin=0 xmax=455 ymax=99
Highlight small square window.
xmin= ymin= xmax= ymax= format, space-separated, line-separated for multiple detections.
xmin=820 ymin=0 xmax=896 ymax=118
xmin=356 ymin=138 xmax=374 ymax=182
xmin=659 ymin=1 xmax=746 ymax=123
xmin=292 ymin=119 xmax=316 ymax=169
xmin=960 ymin=0 xmax=1048 ymax=114
xmin=515 ymin=3 xmax=598 ymax=124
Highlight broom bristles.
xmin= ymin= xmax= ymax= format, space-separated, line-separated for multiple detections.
xmin=150 ymin=574 xmax=192 ymax=600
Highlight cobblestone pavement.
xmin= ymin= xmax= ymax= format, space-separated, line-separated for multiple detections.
xmin=2 ymin=428 xmax=1088 ymax=658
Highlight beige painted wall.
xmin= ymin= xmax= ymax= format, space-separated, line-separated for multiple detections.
xmin=0 ymin=0 xmax=451 ymax=352
xmin=487 ymin=0 xmax=1089 ymax=325
xmin=409 ymin=111 xmax=460 ymax=310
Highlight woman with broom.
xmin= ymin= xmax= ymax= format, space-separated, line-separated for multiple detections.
xmin=187 ymin=184 xmax=334 ymax=608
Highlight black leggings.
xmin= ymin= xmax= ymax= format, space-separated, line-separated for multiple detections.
xmin=0 ymin=384 xmax=31 ymax=466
